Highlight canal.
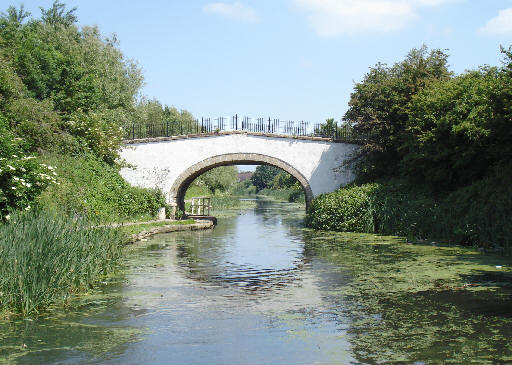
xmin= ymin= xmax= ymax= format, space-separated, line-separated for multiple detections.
xmin=1 ymin=199 xmax=511 ymax=364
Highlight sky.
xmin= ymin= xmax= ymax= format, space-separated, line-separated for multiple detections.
xmin=5 ymin=0 xmax=512 ymax=124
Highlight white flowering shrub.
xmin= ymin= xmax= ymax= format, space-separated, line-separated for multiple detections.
xmin=0 ymin=117 xmax=56 ymax=218
xmin=65 ymin=109 xmax=126 ymax=164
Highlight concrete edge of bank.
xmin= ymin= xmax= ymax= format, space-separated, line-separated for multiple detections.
xmin=128 ymin=219 xmax=215 ymax=243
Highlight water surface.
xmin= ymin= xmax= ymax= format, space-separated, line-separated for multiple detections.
xmin=1 ymin=200 xmax=511 ymax=364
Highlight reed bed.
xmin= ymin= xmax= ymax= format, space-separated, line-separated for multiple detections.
xmin=0 ymin=211 xmax=124 ymax=316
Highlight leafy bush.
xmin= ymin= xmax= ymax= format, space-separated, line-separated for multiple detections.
xmin=0 ymin=3 xmax=143 ymax=164
xmin=36 ymin=153 xmax=165 ymax=223
xmin=403 ymin=65 xmax=512 ymax=192
xmin=441 ymin=164 xmax=512 ymax=248
xmin=65 ymin=109 xmax=127 ymax=164
xmin=306 ymin=176 xmax=512 ymax=249
xmin=305 ymin=184 xmax=379 ymax=233
xmin=306 ymin=181 xmax=441 ymax=238
xmin=0 ymin=115 xmax=56 ymax=219
xmin=0 ymin=211 xmax=124 ymax=316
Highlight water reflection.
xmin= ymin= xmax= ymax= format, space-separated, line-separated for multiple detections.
xmin=175 ymin=200 xmax=309 ymax=294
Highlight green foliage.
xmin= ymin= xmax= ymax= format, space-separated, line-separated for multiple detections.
xmin=344 ymin=45 xmax=512 ymax=194
xmin=306 ymin=175 xmax=512 ymax=249
xmin=195 ymin=166 xmax=238 ymax=194
xmin=164 ymin=106 xmax=195 ymax=125
xmin=210 ymin=195 xmax=243 ymax=210
xmin=0 ymin=56 xmax=26 ymax=110
xmin=441 ymin=164 xmax=512 ymax=247
xmin=134 ymin=98 xmax=165 ymax=125
xmin=40 ymin=0 xmax=77 ymax=27
xmin=257 ymin=187 xmax=305 ymax=203
xmin=272 ymin=170 xmax=296 ymax=189
xmin=312 ymin=45 xmax=512 ymax=249
xmin=287 ymin=187 xmax=305 ymax=203
xmin=65 ymin=108 xmax=127 ymax=164
xmin=0 ymin=115 xmax=56 ymax=218
xmin=306 ymin=184 xmax=379 ymax=233
xmin=174 ymin=208 xmax=184 ymax=220
xmin=231 ymin=179 xmax=257 ymax=195
xmin=0 ymin=4 xmax=143 ymax=162
xmin=344 ymin=46 xmax=451 ymax=180
xmin=129 ymin=100 xmax=198 ymax=138
xmin=404 ymin=63 xmax=512 ymax=192
xmin=0 ymin=210 xmax=124 ymax=316
xmin=36 ymin=153 xmax=165 ymax=223
xmin=247 ymin=165 xmax=305 ymax=203
xmin=315 ymin=118 xmax=337 ymax=137
xmin=250 ymin=165 xmax=281 ymax=192
xmin=240 ymin=165 xmax=305 ymax=203
xmin=306 ymin=182 xmax=439 ymax=238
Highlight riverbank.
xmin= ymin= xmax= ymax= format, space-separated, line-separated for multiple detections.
xmin=121 ymin=219 xmax=215 ymax=243
xmin=305 ymin=176 xmax=512 ymax=254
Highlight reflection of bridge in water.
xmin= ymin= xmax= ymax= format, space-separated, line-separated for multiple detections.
xmin=121 ymin=116 xmax=365 ymax=212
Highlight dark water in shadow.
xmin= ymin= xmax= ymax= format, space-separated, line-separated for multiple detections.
xmin=1 ymin=199 xmax=511 ymax=364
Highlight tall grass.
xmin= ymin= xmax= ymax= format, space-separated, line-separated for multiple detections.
xmin=0 ymin=211 xmax=124 ymax=316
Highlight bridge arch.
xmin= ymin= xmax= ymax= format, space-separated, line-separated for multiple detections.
xmin=169 ymin=153 xmax=314 ymax=212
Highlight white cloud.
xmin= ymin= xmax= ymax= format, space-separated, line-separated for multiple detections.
xmin=203 ymin=2 xmax=259 ymax=23
xmin=479 ymin=8 xmax=512 ymax=36
xmin=292 ymin=0 xmax=449 ymax=36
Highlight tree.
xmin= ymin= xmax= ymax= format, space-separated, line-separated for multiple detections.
xmin=40 ymin=0 xmax=77 ymax=27
xmin=135 ymin=98 xmax=165 ymax=125
xmin=403 ymin=60 xmax=512 ymax=192
xmin=250 ymin=165 xmax=281 ymax=192
xmin=0 ymin=5 xmax=144 ymax=162
xmin=315 ymin=118 xmax=337 ymax=137
xmin=1 ymin=4 xmax=30 ymax=25
xmin=196 ymin=166 xmax=238 ymax=194
xmin=344 ymin=46 xmax=451 ymax=181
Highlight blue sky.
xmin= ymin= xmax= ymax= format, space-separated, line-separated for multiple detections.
xmin=7 ymin=0 xmax=512 ymax=123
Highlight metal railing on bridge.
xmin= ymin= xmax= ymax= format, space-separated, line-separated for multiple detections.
xmin=124 ymin=115 xmax=366 ymax=142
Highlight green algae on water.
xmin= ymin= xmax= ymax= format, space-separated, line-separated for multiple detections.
xmin=303 ymin=230 xmax=512 ymax=364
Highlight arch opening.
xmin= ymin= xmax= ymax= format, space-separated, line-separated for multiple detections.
xmin=169 ymin=153 xmax=313 ymax=212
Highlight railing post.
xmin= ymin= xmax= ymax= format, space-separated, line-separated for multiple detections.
xmin=335 ymin=121 xmax=338 ymax=139
xmin=132 ymin=124 xmax=135 ymax=139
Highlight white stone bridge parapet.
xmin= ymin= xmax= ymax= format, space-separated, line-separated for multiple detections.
xmin=120 ymin=131 xmax=360 ymax=211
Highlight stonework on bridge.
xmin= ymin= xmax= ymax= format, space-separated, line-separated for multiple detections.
xmin=120 ymin=131 xmax=359 ymax=210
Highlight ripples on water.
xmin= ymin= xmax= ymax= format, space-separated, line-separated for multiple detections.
xmin=1 ymin=199 xmax=511 ymax=364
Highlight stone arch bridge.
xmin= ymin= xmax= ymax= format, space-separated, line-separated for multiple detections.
xmin=120 ymin=131 xmax=360 ymax=211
